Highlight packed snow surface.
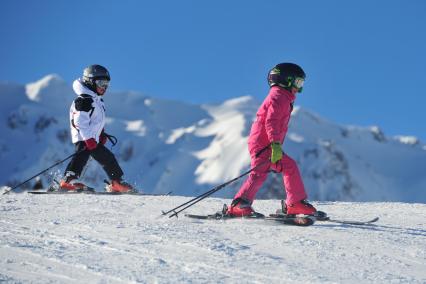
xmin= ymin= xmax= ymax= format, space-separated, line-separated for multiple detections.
xmin=0 ymin=193 xmax=425 ymax=283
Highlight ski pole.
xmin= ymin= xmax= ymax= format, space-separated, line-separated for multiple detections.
xmin=166 ymin=178 xmax=239 ymax=218
xmin=2 ymin=149 xmax=86 ymax=195
xmin=162 ymin=161 xmax=269 ymax=218
xmin=161 ymin=180 xmax=230 ymax=216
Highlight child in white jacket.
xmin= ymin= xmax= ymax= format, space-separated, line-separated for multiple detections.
xmin=59 ymin=65 xmax=134 ymax=193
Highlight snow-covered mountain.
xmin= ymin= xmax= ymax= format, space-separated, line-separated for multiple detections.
xmin=1 ymin=75 xmax=426 ymax=203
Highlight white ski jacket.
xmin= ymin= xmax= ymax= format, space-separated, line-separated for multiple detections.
xmin=70 ymin=79 xmax=106 ymax=143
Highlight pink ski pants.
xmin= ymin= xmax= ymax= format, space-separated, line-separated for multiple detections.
xmin=234 ymin=148 xmax=307 ymax=204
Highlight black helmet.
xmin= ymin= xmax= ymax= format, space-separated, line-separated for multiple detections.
xmin=267 ymin=63 xmax=306 ymax=92
xmin=82 ymin=64 xmax=110 ymax=92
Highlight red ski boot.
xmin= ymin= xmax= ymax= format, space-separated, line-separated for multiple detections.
xmin=286 ymin=200 xmax=317 ymax=216
xmin=227 ymin=198 xmax=255 ymax=217
xmin=59 ymin=177 xmax=91 ymax=191
xmin=106 ymin=179 xmax=135 ymax=193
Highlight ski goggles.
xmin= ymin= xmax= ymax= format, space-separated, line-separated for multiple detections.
xmin=293 ymin=77 xmax=305 ymax=89
xmin=95 ymin=79 xmax=110 ymax=89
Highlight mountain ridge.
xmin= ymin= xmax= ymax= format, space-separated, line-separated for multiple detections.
xmin=1 ymin=75 xmax=425 ymax=203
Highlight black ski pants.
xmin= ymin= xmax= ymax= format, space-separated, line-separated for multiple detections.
xmin=64 ymin=141 xmax=123 ymax=180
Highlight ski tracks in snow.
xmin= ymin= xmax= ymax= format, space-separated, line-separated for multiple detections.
xmin=0 ymin=195 xmax=425 ymax=283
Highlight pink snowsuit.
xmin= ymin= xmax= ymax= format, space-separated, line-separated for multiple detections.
xmin=234 ymin=86 xmax=307 ymax=205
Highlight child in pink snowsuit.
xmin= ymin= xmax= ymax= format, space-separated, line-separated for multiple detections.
xmin=228 ymin=63 xmax=317 ymax=217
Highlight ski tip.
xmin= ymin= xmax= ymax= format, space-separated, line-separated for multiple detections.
xmin=184 ymin=213 xmax=224 ymax=220
xmin=1 ymin=186 xmax=13 ymax=195
xmin=324 ymin=216 xmax=380 ymax=226
xmin=369 ymin=217 xmax=380 ymax=223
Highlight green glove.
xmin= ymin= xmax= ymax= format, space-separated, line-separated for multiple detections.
xmin=270 ymin=142 xmax=283 ymax=163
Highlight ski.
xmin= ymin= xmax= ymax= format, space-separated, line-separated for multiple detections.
xmin=185 ymin=211 xmax=265 ymax=220
xmin=320 ymin=216 xmax=379 ymax=225
xmin=184 ymin=213 xmax=315 ymax=226
xmin=185 ymin=209 xmax=315 ymax=227
xmin=270 ymin=211 xmax=379 ymax=226
xmin=27 ymin=190 xmax=172 ymax=196
xmin=272 ymin=201 xmax=379 ymax=226
xmin=264 ymin=215 xmax=315 ymax=226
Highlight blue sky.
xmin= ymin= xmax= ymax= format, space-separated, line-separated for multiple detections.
xmin=1 ymin=0 xmax=425 ymax=140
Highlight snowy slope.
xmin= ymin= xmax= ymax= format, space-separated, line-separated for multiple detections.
xmin=1 ymin=75 xmax=426 ymax=202
xmin=0 ymin=194 xmax=425 ymax=283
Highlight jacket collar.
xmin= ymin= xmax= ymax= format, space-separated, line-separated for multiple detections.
xmin=72 ymin=78 xmax=97 ymax=98
xmin=271 ymin=85 xmax=296 ymax=102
